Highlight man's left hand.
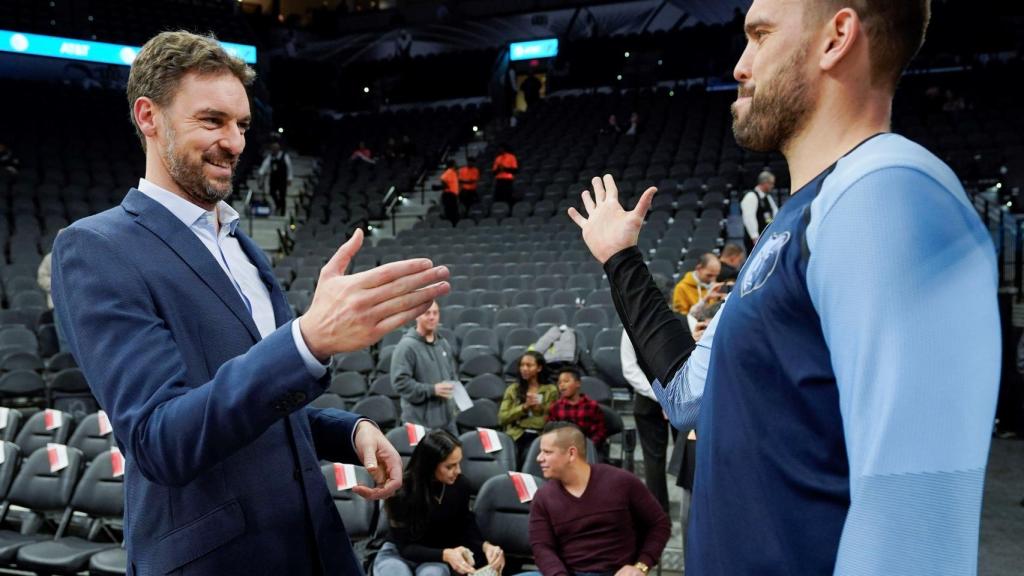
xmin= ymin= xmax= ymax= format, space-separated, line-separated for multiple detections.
xmin=614 ymin=565 xmax=646 ymax=576
xmin=351 ymin=421 xmax=402 ymax=499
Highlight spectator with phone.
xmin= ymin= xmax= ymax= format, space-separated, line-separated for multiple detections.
xmin=672 ymin=253 xmax=721 ymax=314
xmin=392 ymin=301 xmax=459 ymax=434
xmin=499 ymin=351 xmax=559 ymax=469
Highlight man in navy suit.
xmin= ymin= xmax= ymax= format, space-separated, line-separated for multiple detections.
xmin=51 ymin=31 xmax=450 ymax=575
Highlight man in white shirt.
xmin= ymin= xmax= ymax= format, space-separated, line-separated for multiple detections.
xmin=740 ymin=170 xmax=779 ymax=251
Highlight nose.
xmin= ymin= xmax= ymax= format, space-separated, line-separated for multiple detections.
xmin=220 ymin=123 xmax=246 ymax=158
xmin=734 ymin=40 xmax=754 ymax=84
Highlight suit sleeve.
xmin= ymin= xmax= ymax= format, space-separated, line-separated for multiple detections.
xmin=305 ymin=407 xmax=365 ymax=464
xmin=805 ymin=167 xmax=1000 ymax=575
xmin=51 ymin=226 xmax=336 ymax=487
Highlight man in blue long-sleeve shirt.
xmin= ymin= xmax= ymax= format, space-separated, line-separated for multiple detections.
xmin=567 ymin=1 xmax=1000 ymax=574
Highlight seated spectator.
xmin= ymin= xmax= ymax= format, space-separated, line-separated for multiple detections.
xmin=717 ymin=243 xmax=746 ymax=283
xmin=377 ymin=430 xmax=506 ymax=576
xmin=601 ymin=114 xmax=621 ymax=135
xmin=526 ymin=422 xmax=670 ymax=576
xmin=547 ymin=367 xmax=606 ymax=450
xmin=392 ymin=301 xmax=459 ymax=433
xmin=498 ymin=351 xmax=559 ymax=468
xmin=350 ymin=141 xmax=377 ymax=165
xmin=672 ymin=253 xmax=721 ymax=314
xmin=0 ymin=142 xmax=18 ymax=176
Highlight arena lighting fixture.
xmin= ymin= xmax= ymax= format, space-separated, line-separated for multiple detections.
xmin=616 ymin=74 xmax=623 ymax=81
xmin=509 ymin=38 xmax=558 ymax=61
xmin=277 ymin=127 xmax=284 ymax=133
xmin=472 ymin=125 xmax=479 ymax=132
xmin=363 ymin=86 xmax=370 ymax=93
xmin=0 ymin=28 xmax=257 ymax=65
xmin=624 ymin=51 xmax=630 ymax=58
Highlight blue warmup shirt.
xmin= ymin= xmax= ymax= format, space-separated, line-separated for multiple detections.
xmin=651 ymin=134 xmax=1001 ymax=575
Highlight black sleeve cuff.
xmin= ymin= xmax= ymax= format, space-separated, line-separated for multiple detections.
xmin=603 ymin=247 xmax=696 ymax=384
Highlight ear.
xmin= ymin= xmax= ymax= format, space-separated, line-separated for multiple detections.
xmin=133 ymin=96 xmax=160 ymax=140
xmin=819 ymin=7 xmax=861 ymax=72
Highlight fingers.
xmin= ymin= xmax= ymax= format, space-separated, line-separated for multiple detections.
xmin=581 ymin=189 xmax=596 ymax=215
xmin=373 ymin=282 xmax=451 ymax=334
xmin=602 ymin=174 xmax=619 ymax=202
xmin=632 ymin=186 xmax=658 ymax=221
xmin=567 ymin=207 xmax=586 ymax=228
xmin=351 ymin=257 xmax=437 ymax=291
xmin=362 ymin=264 xmax=450 ymax=308
xmin=323 ymin=228 xmax=364 ymax=279
xmin=591 ymin=176 xmax=606 ymax=203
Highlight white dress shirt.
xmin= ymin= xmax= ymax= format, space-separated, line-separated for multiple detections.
xmin=137 ymin=178 xmax=325 ymax=378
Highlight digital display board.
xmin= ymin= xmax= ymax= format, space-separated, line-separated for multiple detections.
xmin=0 ymin=29 xmax=257 ymax=66
xmin=509 ymin=38 xmax=559 ymax=61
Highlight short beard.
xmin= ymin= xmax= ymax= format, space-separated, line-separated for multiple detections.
xmin=731 ymin=45 xmax=812 ymax=153
xmin=163 ymin=125 xmax=234 ymax=206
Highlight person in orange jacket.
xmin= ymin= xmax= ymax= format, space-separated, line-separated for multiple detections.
xmin=492 ymin=144 xmax=518 ymax=204
xmin=440 ymin=159 xmax=460 ymax=226
xmin=458 ymin=157 xmax=480 ymax=214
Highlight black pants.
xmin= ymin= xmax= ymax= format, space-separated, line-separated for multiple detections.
xmin=460 ymin=189 xmax=478 ymax=215
xmin=634 ymin=394 xmax=670 ymax=512
xmin=441 ymin=192 xmax=460 ymax=226
xmin=514 ymin=429 xmax=538 ymax=471
xmin=270 ymin=174 xmax=288 ymax=216
xmin=495 ymin=179 xmax=515 ymax=205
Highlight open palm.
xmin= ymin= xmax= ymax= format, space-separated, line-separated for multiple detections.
xmin=568 ymin=174 xmax=657 ymax=264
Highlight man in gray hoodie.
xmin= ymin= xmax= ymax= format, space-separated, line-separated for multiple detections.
xmin=390 ymin=301 xmax=458 ymax=433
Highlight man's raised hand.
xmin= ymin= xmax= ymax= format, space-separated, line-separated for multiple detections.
xmin=568 ymin=174 xmax=656 ymax=264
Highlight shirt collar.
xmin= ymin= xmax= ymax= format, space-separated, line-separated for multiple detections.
xmin=138 ymin=178 xmax=240 ymax=235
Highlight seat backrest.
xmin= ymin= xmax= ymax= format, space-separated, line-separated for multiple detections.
xmin=459 ymin=354 xmax=502 ymax=379
xmin=0 ymin=369 xmax=46 ymax=397
xmin=50 ymin=367 xmax=90 ymax=392
xmin=521 ymin=435 xmax=596 ymax=476
xmin=465 ymin=374 xmax=507 ymax=404
xmin=457 ymin=430 xmax=515 ymax=495
xmin=67 ymin=413 xmax=115 ymax=462
xmin=580 ymin=376 xmax=612 ymax=405
xmin=333 ymin=350 xmax=374 ymax=374
xmin=0 ymin=441 xmax=22 ymax=500
xmin=320 ymin=464 xmax=376 ymax=539
xmin=474 ymin=474 xmax=545 ymax=558
xmin=69 ymin=449 xmax=124 ymax=519
xmin=455 ymin=399 xmax=499 ymax=435
xmin=384 ymin=425 xmax=428 ymax=464
xmin=14 ymin=409 xmax=73 ymax=456
xmin=0 ymin=351 xmax=44 ymax=372
xmin=351 ymin=396 xmax=398 ymax=431
xmin=0 ymin=407 xmax=23 ymax=443
xmin=6 ymin=445 xmax=83 ymax=514
xmin=329 ymin=371 xmax=368 ymax=399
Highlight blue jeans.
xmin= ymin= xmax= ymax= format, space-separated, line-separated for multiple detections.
xmin=515 ymin=572 xmax=612 ymax=576
xmin=374 ymin=542 xmax=450 ymax=576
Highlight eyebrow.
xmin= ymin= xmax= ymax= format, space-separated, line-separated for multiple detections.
xmin=744 ymin=18 xmax=773 ymax=37
xmin=194 ymin=108 xmax=252 ymax=124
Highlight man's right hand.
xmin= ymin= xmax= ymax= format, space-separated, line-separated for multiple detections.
xmin=434 ymin=382 xmax=455 ymax=398
xmin=568 ymin=175 xmax=657 ymax=264
xmin=299 ymin=229 xmax=450 ymax=360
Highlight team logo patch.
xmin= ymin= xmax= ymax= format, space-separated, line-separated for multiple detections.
xmin=740 ymin=231 xmax=791 ymax=297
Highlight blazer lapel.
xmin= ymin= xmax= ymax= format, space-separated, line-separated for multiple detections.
xmin=122 ymin=189 xmax=262 ymax=343
xmin=235 ymin=230 xmax=294 ymax=328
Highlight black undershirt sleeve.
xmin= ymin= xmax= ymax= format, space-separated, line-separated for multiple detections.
xmin=602 ymin=246 xmax=697 ymax=384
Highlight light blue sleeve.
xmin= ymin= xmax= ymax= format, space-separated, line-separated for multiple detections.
xmin=805 ymin=166 xmax=1001 ymax=575
xmin=650 ymin=309 xmax=720 ymax=431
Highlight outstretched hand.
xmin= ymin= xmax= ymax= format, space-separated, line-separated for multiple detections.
xmin=568 ymin=174 xmax=657 ymax=264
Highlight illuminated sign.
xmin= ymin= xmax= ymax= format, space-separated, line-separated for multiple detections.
xmin=509 ymin=38 xmax=558 ymax=61
xmin=0 ymin=29 xmax=257 ymax=66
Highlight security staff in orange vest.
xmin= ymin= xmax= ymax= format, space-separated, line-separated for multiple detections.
xmin=458 ymin=157 xmax=481 ymax=214
xmin=492 ymin=144 xmax=518 ymax=205
xmin=440 ymin=159 xmax=460 ymax=226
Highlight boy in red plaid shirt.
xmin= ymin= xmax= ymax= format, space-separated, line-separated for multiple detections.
xmin=547 ymin=367 xmax=607 ymax=448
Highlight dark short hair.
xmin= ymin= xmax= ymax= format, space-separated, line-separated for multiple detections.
xmin=557 ymin=366 xmax=582 ymax=382
xmin=542 ymin=421 xmax=587 ymax=455
xmin=812 ymin=1 xmax=931 ymax=89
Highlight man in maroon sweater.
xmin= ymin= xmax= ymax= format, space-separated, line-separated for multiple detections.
xmin=528 ymin=422 xmax=670 ymax=576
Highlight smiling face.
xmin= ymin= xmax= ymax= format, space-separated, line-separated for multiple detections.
xmin=731 ymin=0 xmax=817 ymax=153
xmin=148 ymin=72 xmax=251 ymax=207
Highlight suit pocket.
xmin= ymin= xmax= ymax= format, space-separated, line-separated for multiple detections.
xmin=155 ymin=499 xmax=246 ymax=574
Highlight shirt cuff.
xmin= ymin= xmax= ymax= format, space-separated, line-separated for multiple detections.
xmin=291 ymin=319 xmax=329 ymax=378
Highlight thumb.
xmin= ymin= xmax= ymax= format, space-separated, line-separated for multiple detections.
xmin=323 ymin=228 xmax=364 ymax=279
xmin=361 ymin=444 xmax=378 ymax=472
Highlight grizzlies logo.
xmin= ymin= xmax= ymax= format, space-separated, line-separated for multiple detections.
xmin=740 ymin=231 xmax=791 ymax=297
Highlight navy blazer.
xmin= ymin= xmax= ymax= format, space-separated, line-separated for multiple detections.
xmin=52 ymin=189 xmax=365 ymax=575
